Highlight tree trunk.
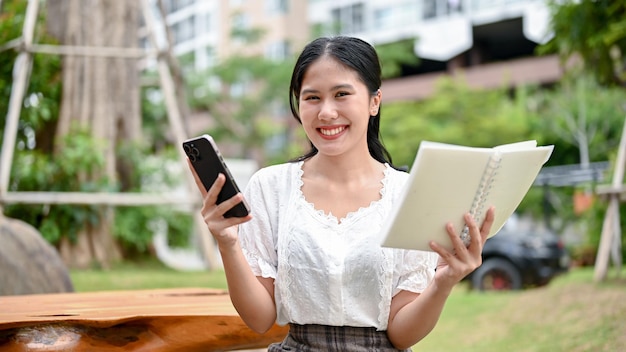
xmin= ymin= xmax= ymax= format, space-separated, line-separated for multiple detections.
xmin=47 ymin=0 xmax=141 ymax=268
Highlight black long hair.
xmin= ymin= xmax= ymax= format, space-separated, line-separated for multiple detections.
xmin=289 ymin=36 xmax=394 ymax=167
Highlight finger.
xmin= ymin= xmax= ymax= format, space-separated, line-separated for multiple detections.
xmin=428 ymin=221 xmax=466 ymax=265
xmin=205 ymin=173 xmax=227 ymax=204
xmin=201 ymin=193 xmax=249 ymax=225
xmin=446 ymin=220 xmax=471 ymax=257
xmin=210 ymin=213 xmax=253 ymax=233
xmin=480 ymin=206 xmax=496 ymax=242
xmin=429 ymin=238 xmax=456 ymax=264
xmin=204 ymin=213 xmax=253 ymax=243
xmin=214 ymin=192 xmax=246 ymax=217
xmin=464 ymin=212 xmax=482 ymax=251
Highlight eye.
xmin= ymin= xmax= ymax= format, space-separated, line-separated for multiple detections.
xmin=303 ymin=95 xmax=319 ymax=101
xmin=336 ymin=91 xmax=350 ymax=97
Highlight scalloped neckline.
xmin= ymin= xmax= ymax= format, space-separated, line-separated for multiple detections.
xmin=295 ymin=161 xmax=391 ymax=226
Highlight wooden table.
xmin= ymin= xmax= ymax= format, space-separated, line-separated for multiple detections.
xmin=0 ymin=288 xmax=288 ymax=351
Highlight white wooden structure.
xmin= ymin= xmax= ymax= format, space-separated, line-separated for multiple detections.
xmin=593 ymin=118 xmax=626 ymax=281
xmin=0 ymin=0 xmax=220 ymax=269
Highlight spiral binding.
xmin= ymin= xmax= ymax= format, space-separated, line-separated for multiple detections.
xmin=459 ymin=151 xmax=502 ymax=246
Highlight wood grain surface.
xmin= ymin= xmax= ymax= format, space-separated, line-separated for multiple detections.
xmin=0 ymin=288 xmax=288 ymax=351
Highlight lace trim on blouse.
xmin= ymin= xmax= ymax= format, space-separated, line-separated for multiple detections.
xmin=293 ymin=161 xmax=392 ymax=225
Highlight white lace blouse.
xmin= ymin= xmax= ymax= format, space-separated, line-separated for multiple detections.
xmin=238 ymin=161 xmax=439 ymax=331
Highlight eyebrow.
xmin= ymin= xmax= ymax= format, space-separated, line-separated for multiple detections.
xmin=300 ymin=84 xmax=355 ymax=95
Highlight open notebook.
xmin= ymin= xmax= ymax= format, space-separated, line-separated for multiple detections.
xmin=380 ymin=140 xmax=554 ymax=252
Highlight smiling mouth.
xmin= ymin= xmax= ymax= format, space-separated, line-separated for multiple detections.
xmin=319 ymin=126 xmax=346 ymax=136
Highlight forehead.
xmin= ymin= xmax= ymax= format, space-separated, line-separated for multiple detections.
xmin=301 ymin=56 xmax=361 ymax=87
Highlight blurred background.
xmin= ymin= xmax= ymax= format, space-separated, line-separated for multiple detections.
xmin=0 ymin=0 xmax=625 ymax=350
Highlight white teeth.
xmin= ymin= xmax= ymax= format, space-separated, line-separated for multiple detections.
xmin=320 ymin=126 xmax=345 ymax=136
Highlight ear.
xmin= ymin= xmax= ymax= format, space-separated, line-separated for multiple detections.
xmin=370 ymin=89 xmax=382 ymax=116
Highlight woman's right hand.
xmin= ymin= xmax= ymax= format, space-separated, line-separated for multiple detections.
xmin=187 ymin=159 xmax=252 ymax=247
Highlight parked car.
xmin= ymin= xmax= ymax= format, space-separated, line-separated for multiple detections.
xmin=467 ymin=228 xmax=570 ymax=291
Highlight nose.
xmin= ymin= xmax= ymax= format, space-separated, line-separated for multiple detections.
xmin=318 ymin=100 xmax=338 ymax=120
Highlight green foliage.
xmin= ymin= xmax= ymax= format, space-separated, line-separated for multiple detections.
xmin=9 ymin=130 xmax=108 ymax=189
xmin=231 ymin=27 xmax=267 ymax=44
xmin=4 ymin=130 xmax=110 ymax=244
xmin=3 ymin=0 xmax=623 ymax=264
xmin=114 ymin=206 xmax=193 ymax=256
xmin=382 ymin=72 xmax=626 ymax=241
xmin=185 ymin=28 xmax=294 ymax=163
xmin=521 ymin=73 xmax=626 ymax=236
xmin=540 ymin=0 xmax=626 ymax=86
xmin=1 ymin=1 xmax=194 ymax=257
xmin=229 ymin=13 xmax=267 ymax=44
xmin=578 ymin=157 xmax=626 ymax=263
xmin=0 ymin=0 xmax=62 ymax=153
xmin=140 ymin=77 xmax=171 ymax=152
xmin=112 ymin=143 xmax=193 ymax=254
xmin=375 ymin=39 xmax=420 ymax=79
xmin=4 ymin=129 xmax=193 ymax=255
xmin=529 ymin=73 xmax=626 ymax=165
xmin=382 ymin=77 xmax=534 ymax=169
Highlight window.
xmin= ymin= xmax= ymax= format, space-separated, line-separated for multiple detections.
xmin=423 ymin=0 xmax=437 ymax=19
xmin=231 ymin=12 xmax=251 ymax=43
xmin=163 ymin=0 xmax=194 ymax=14
xmin=230 ymin=0 xmax=246 ymax=7
xmin=195 ymin=45 xmax=216 ymax=70
xmin=205 ymin=46 xmax=216 ymax=67
xmin=424 ymin=0 xmax=463 ymax=19
xmin=173 ymin=17 xmax=195 ymax=44
xmin=231 ymin=12 xmax=249 ymax=30
xmin=331 ymin=3 xmax=365 ymax=35
xmin=265 ymin=40 xmax=290 ymax=61
xmin=266 ymin=0 xmax=288 ymax=15
xmin=373 ymin=7 xmax=393 ymax=29
xmin=198 ymin=12 xmax=211 ymax=34
xmin=448 ymin=0 xmax=462 ymax=13
xmin=161 ymin=0 xmax=173 ymax=14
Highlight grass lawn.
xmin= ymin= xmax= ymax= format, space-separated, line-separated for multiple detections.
xmin=71 ymin=262 xmax=626 ymax=352
xmin=70 ymin=258 xmax=228 ymax=292
xmin=415 ymin=267 xmax=626 ymax=352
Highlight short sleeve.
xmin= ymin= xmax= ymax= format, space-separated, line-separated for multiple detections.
xmin=393 ymin=249 xmax=439 ymax=296
xmin=238 ymin=168 xmax=280 ymax=279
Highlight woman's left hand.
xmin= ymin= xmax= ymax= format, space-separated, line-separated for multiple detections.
xmin=429 ymin=207 xmax=496 ymax=289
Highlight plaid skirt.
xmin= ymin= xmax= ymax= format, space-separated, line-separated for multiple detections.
xmin=267 ymin=324 xmax=411 ymax=351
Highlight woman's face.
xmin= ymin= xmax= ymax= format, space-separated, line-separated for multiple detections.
xmin=298 ymin=56 xmax=381 ymax=158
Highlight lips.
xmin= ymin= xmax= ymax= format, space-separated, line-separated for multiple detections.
xmin=319 ymin=126 xmax=346 ymax=136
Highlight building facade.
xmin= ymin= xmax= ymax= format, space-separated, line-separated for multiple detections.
xmin=308 ymin=0 xmax=560 ymax=101
xmin=151 ymin=0 xmax=562 ymax=102
xmin=309 ymin=0 xmax=552 ymax=62
xmin=151 ymin=0 xmax=310 ymax=70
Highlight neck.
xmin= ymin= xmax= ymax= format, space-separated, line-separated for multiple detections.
xmin=304 ymin=153 xmax=384 ymax=184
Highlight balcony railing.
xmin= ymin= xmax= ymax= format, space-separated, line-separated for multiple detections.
xmin=423 ymin=0 xmax=536 ymax=19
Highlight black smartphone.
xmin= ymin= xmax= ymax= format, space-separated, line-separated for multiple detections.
xmin=182 ymin=134 xmax=250 ymax=218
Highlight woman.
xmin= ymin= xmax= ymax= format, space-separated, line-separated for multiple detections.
xmin=190 ymin=36 xmax=495 ymax=351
